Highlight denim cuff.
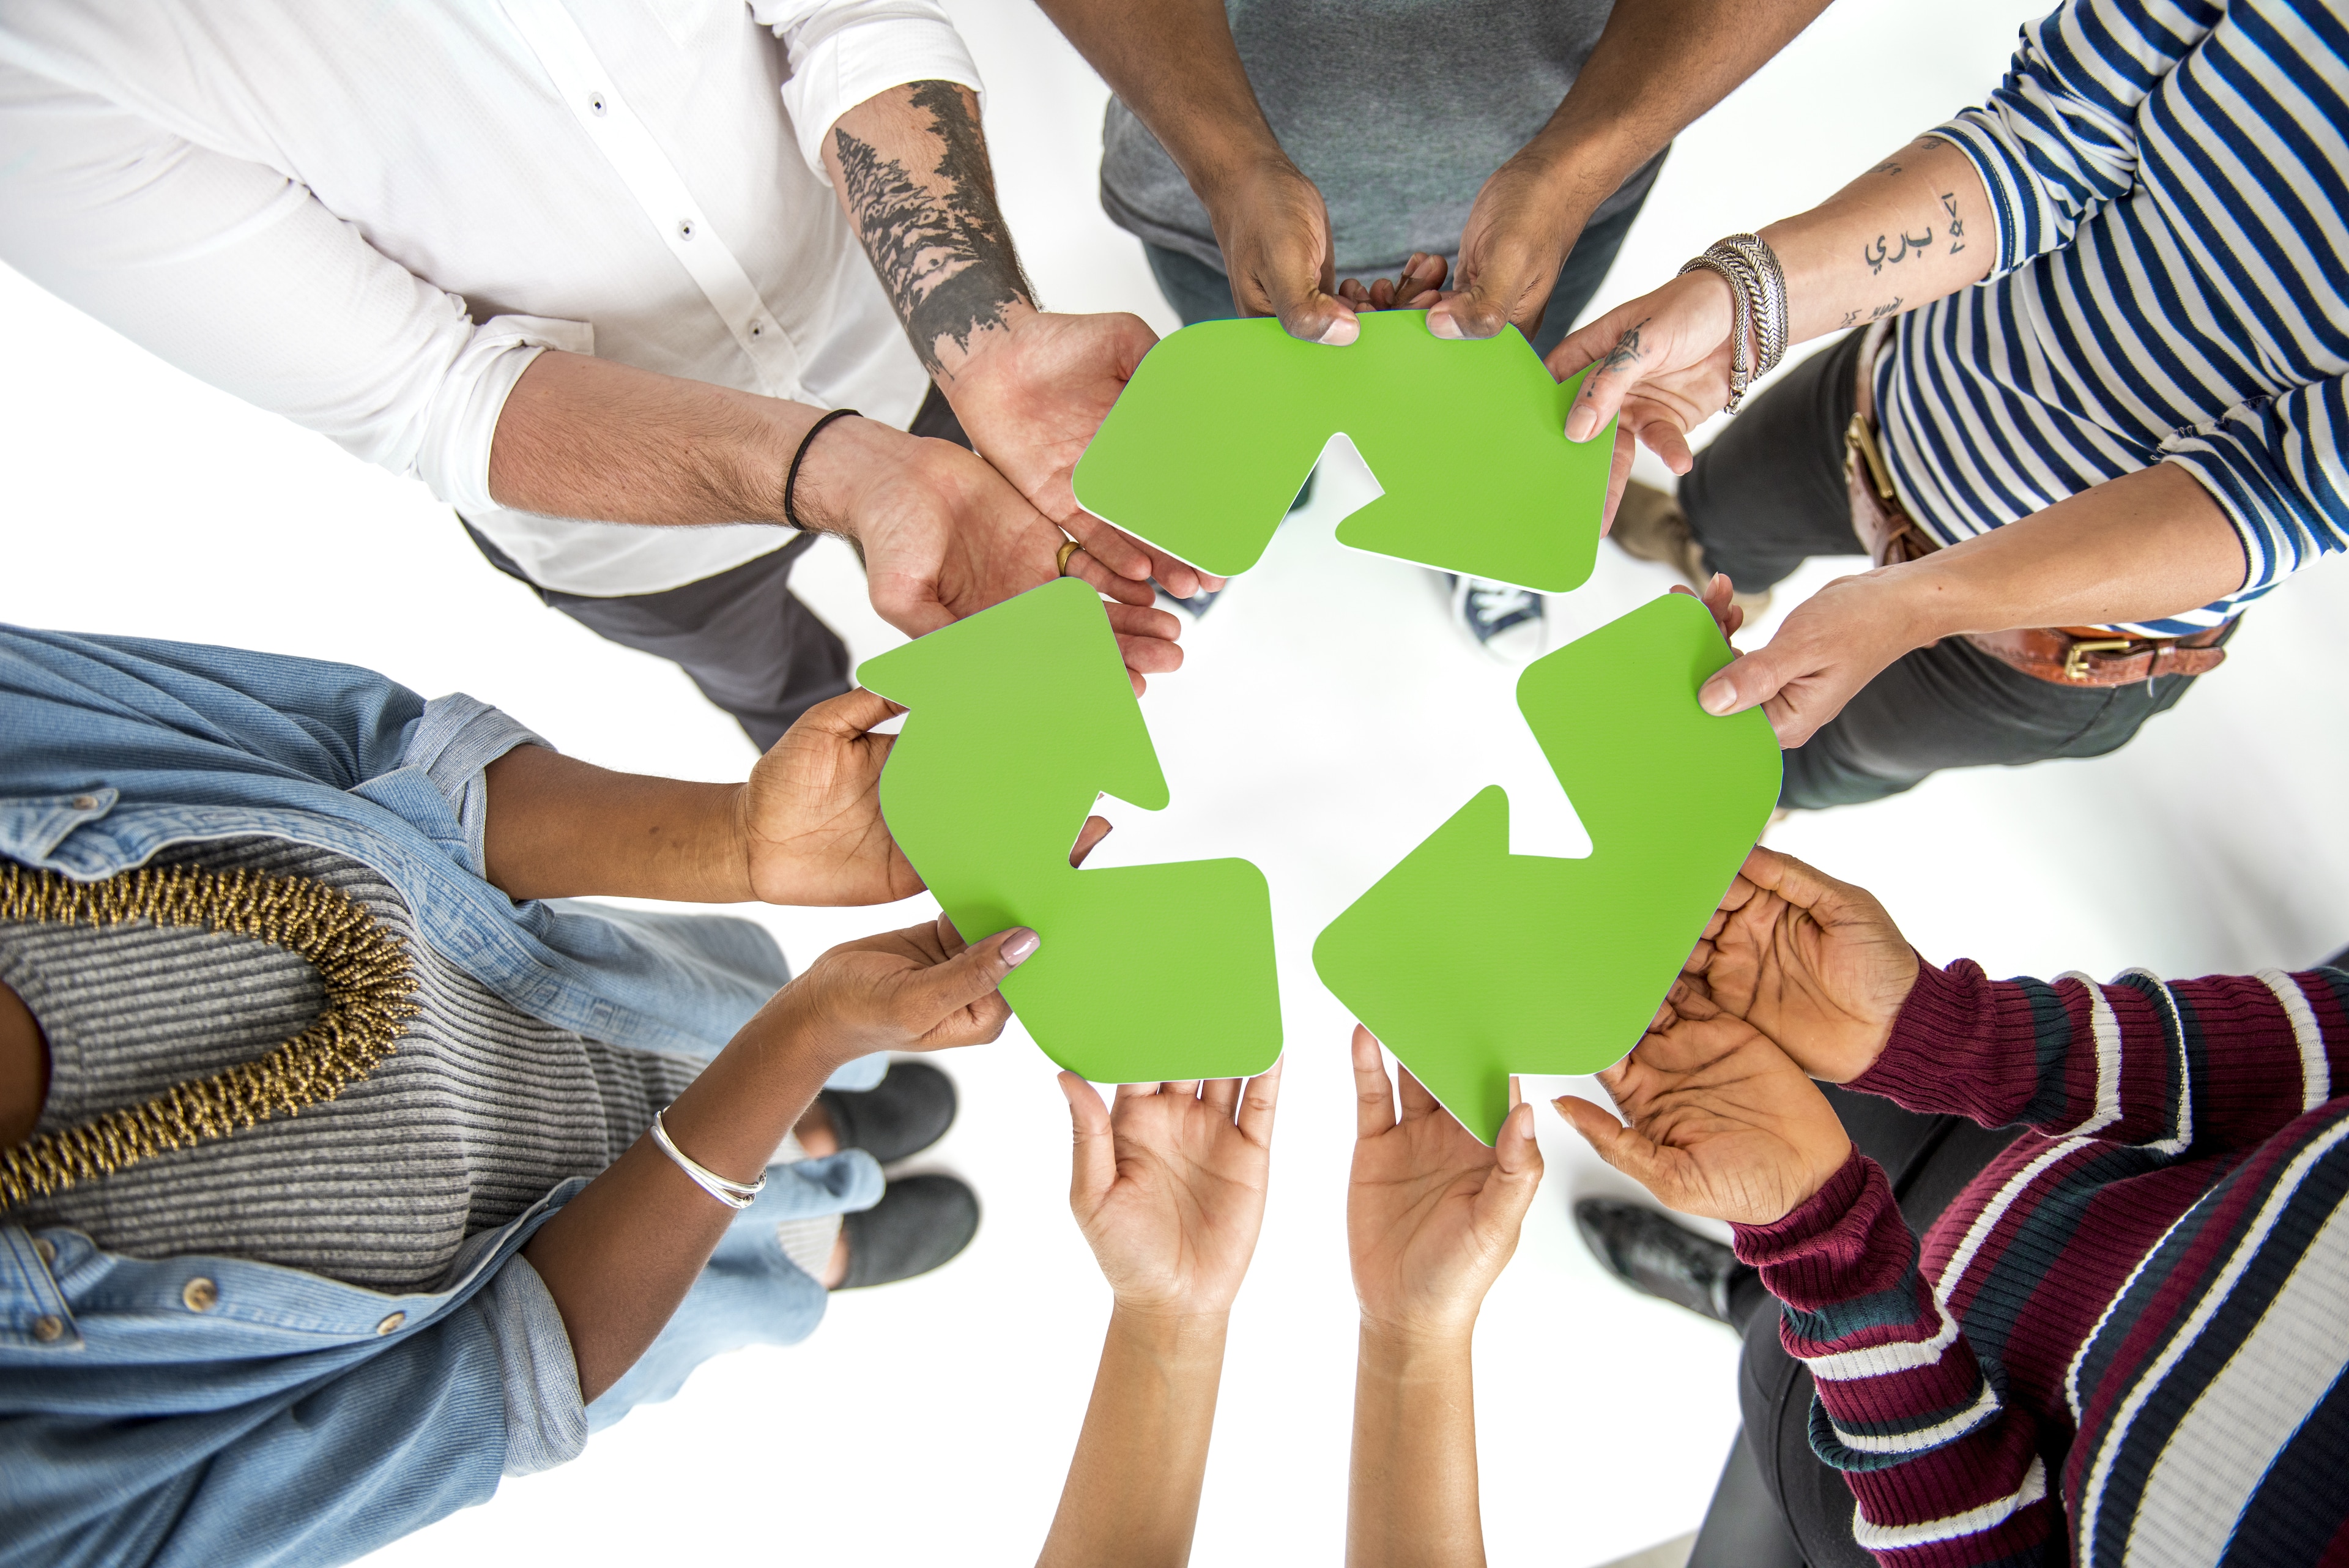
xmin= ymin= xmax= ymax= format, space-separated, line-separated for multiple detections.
xmin=404 ymin=693 xmax=551 ymax=876
xmin=483 ymin=1253 xmax=588 ymax=1477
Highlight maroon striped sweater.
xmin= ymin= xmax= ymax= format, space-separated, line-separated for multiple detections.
xmin=1732 ymin=959 xmax=2349 ymax=1566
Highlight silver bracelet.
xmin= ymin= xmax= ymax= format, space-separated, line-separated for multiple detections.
xmin=1677 ymin=233 xmax=1791 ymax=413
xmin=649 ymin=1106 xmax=766 ymax=1211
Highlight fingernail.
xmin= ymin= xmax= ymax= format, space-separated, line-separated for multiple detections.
xmin=1699 ymin=679 xmax=1737 ymax=716
xmin=1001 ymin=929 xmax=1041 ymax=965
xmin=1565 ymin=407 xmax=1595 ymax=442
xmin=1316 ymin=314 xmax=1359 ymax=346
xmin=1426 ymin=310 xmax=1463 ymax=340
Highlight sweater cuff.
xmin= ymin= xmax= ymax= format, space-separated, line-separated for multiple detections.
xmin=1853 ymin=957 xmax=2043 ymax=1124
xmin=1732 ymin=1146 xmax=1878 ymax=1278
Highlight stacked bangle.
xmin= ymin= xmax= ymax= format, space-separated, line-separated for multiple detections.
xmin=649 ymin=1106 xmax=766 ymax=1210
xmin=1678 ymin=233 xmax=1789 ymax=413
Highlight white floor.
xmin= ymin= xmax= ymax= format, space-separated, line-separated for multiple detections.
xmin=6 ymin=1 xmax=2348 ymax=1563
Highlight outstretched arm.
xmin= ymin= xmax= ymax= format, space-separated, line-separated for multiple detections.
xmin=823 ymin=82 xmax=1216 ymax=600
xmin=1345 ymin=1028 xmax=1544 ymax=1568
xmin=1422 ymin=0 xmax=1836 ymax=343
xmin=1037 ymin=1065 xmax=1282 ymax=1568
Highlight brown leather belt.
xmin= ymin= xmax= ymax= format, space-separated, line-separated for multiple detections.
xmin=1841 ymin=319 xmax=2227 ymax=688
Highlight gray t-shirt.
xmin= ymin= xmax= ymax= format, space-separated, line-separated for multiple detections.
xmin=1102 ymin=0 xmax=1628 ymax=278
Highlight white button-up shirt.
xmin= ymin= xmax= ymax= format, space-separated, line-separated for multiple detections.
xmin=0 ymin=0 xmax=980 ymax=596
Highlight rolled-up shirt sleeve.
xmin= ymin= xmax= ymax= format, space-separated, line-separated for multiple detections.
xmin=1931 ymin=0 xmax=2208 ymax=275
xmin=753 ymin=0 xmax=984 ymax=179
xmin=0 ymin=64 xmax=584 ymax=512
xmin=2163 ymin=374 xmax=2349 ymax=600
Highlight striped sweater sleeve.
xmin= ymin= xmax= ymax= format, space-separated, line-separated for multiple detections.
xmin=1734 ymin=1153 xmax=2058 ymax=1566
xmin=1852 ymin=960 xmax=2349 ymax=1153
xmin=1930 ymin=0 xmax=2218 ymax=275
xmin=2161 ymin=373 xmax=2349 ymax=598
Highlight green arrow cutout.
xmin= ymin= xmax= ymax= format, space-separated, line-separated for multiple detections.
xmin=1072 ymin=313 xmax=1615 ymax=592
xmin=857 ymin=578 xmax=1282 ymax=1084
xmin=1312 ymin=592 xmax=1782 ymax=1143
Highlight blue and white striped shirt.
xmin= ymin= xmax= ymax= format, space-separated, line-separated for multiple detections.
xmin=1877 ymin=0 xmax=2348 ymax=637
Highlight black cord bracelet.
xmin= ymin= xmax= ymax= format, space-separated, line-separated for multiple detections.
xmin=784 ymin=407 xmax=861 ymax=530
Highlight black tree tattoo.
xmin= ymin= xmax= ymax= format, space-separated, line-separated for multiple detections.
xmin=833 ymin=81 xmax=1036 ymax=378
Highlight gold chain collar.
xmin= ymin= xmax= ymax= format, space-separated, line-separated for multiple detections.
xmin=0 ymin=860 xmax=418 ymax=1210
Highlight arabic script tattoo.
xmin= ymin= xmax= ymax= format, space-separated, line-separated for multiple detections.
xmin=1863 ymin=229 xmax=1935 ymax=274
xmin=1869 ymin=297 xmax=1905 ymax=321
xmin=1941 ymin=191 xmax=1967 ymax=255
xmin=833 ymin=81 xmax=1035 ymax=378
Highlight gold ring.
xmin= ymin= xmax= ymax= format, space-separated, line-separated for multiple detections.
xmin=1055 ymin=539 xmax=1083 ymax=576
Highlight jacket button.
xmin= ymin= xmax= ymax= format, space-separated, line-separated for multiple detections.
xmin=71 ymin=794 xmax=99 ymax=810
xmin=31 ymin=1236 xmax=54 ymax=1266
xmin=376 ymin=1312 xmax=406 ymax=1335
xmin=182 ymin=1277 xmax=218 ymax=1312
xmin=31 ymin=1315 xmax=64 ymax=1343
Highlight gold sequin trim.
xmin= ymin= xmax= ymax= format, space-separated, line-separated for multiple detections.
xmin=0 ymin=860 xmax=418 ymax=1209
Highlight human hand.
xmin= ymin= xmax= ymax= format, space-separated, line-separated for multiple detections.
xmin=1693 ymin=570 xmax=1923 ymax=746
xmin=1546 ymin=271 xmax=1740 ymax=530
xmin=735 ymin=688 xmax=921 ymax=906
xmin=765 ymin=913 xmax=1037 ymax=1068
xmin=793 ymin=415 xmax=1182 ymax=695
xmin=1677 ymin=847 xmax=1917 ymax=1083
xmin=1555 ymin=1004 xmax=1852 ymax=1227
xmin=941 ymin=310 xmax=1225 ymax=603
xmin=1423 ymin=150 xmax=1597 ymax=345
xmin=1202 ymin=154 xmax=1360 ymax=346
xmin=1059 ymin=1061 xmax=1282 ymax=1318
xmin=1348 ymin=1027 xmax=1544 ymax=1340
xmin=1335 ymin=253 xmax=1449 ymax=314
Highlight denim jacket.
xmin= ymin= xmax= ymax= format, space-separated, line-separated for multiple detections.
xmin=0 ymin=628 xmax=885 ymax=1567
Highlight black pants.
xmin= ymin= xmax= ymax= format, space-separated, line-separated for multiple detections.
xmin=1686 ymin=1085 xmax=2022 ymax=1568
xmin=1679 ymin=329 xmax=2226 ymax=811
xmin=465 ymin=387 xmax=971 ymax=752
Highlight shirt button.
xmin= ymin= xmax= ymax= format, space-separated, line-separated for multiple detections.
xmin=588 ymin=92 xmax=606 ymax=116
xmin=677 ymin=218 xmax=695 ymax=240
xmin=31 ymin=1315 xmax=64 ymax=1343
xmin=71 ymin=794 xmax=98 ymax=810
xmin=376 ymin=1312 xmax=406 ymax=1336
xmin=31 ymin=1237 xmax=55 ymax=1266
xmin=182 ymin=1277 xmax=218 ymax=1313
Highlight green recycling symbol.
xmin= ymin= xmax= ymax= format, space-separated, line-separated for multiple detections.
xmin=858 ymin=318 xmax=1780 ymax=1143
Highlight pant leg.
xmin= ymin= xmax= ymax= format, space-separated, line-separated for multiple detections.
xmin=1688 ymin=1425 xmax=1810 ymax=1568
xmin=1678 ymin=327 xmax=1871 ymax=595
xmin=466 ymin=521 xmax=848 ymax=752
xmin=1781 ymin=625 xmax=2227 ymax=811
xmin=1705 ymin=1087 xmax=2023 ymax=1565
xmin=1145 ymin=242 xmax=1244 ymax=326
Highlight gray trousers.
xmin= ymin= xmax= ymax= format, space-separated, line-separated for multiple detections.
xmin=1679 ymin=329 xmax=2229 ymax=811
xmin=466 ymin=387 xmax=970 ymax=752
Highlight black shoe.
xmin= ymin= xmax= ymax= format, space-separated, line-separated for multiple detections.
xmin=836 ymin=1174 xmax=980 ymax=1290
xmin=817 ymin=1061 xmax=957 ymax=1165
xmin=1575 ymin=1197 xmax=1740 ymax=1327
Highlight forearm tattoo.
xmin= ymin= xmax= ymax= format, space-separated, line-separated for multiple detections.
xmin=833 ymin=81 xmax=1036 ymax=377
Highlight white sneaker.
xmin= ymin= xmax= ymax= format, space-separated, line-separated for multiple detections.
xmin=1447 ymin=574 xmax=1547 ymax=665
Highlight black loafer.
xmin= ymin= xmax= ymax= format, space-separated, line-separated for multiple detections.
xmin=837 ymin=1173 xmax=980 ymax=1290
xmin=1575 ymin=1197 xmax=1740 ymax=1326
xmin=817 ymin=1061 xmax=958 ymax=1165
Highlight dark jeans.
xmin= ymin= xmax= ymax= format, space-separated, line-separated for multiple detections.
xmin=1680 ymin=329 xmax=2227 ymax=811
xmin=1687 ymin=1085 xmax=2022 ymax=1568
xmin=464 ymin=386 xmax=971 ymax=752
xmin=1141 ymin=156 xmax=1658 ymax=357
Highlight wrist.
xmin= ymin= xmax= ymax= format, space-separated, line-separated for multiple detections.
xmin=1356 ymin=1318 xmax=1475 ymax=1378
xmin=928 ymin=297 xmax=1042 ymax=387
xmin=1107 ymin=1301 xmax=1233 ymax=1361
xmin=787 ymin=413 xmax=907 ymax=540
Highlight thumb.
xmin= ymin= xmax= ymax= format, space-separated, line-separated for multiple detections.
xmin=1485 ymin=1101 xmax=1546 ymax=1214
xmin=1425 ymin=277 xmax=1521 ymax=343
xmin=1059 ymin=1070 xmax=1115 ymax=1214
xmin=1553 ymin=1096 xmax=1668 ymax=1195
xmin=1698 ymin=645 xmax=1792 ymax=721
xmin=1272 ymin=284 xmax=1359 ymax=346
xmin=902 ymin=925 xmax=1041 ymax=1028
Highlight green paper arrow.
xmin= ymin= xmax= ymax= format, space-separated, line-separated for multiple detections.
xmin=1312 ymin=592 xmax=1782 ymax=1143
xmin=856 ymin=577 xmax=1281 ymax=1083
xmin=1072 ymin=313 xmax=1615 ymax=591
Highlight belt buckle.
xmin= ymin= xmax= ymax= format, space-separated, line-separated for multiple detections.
xmin=2061 ymin=637 xmax=2134 ymax=682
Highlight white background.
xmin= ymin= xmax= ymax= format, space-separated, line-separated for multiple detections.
xmin=6 ymin=1 xmax=2347 ymax=1562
